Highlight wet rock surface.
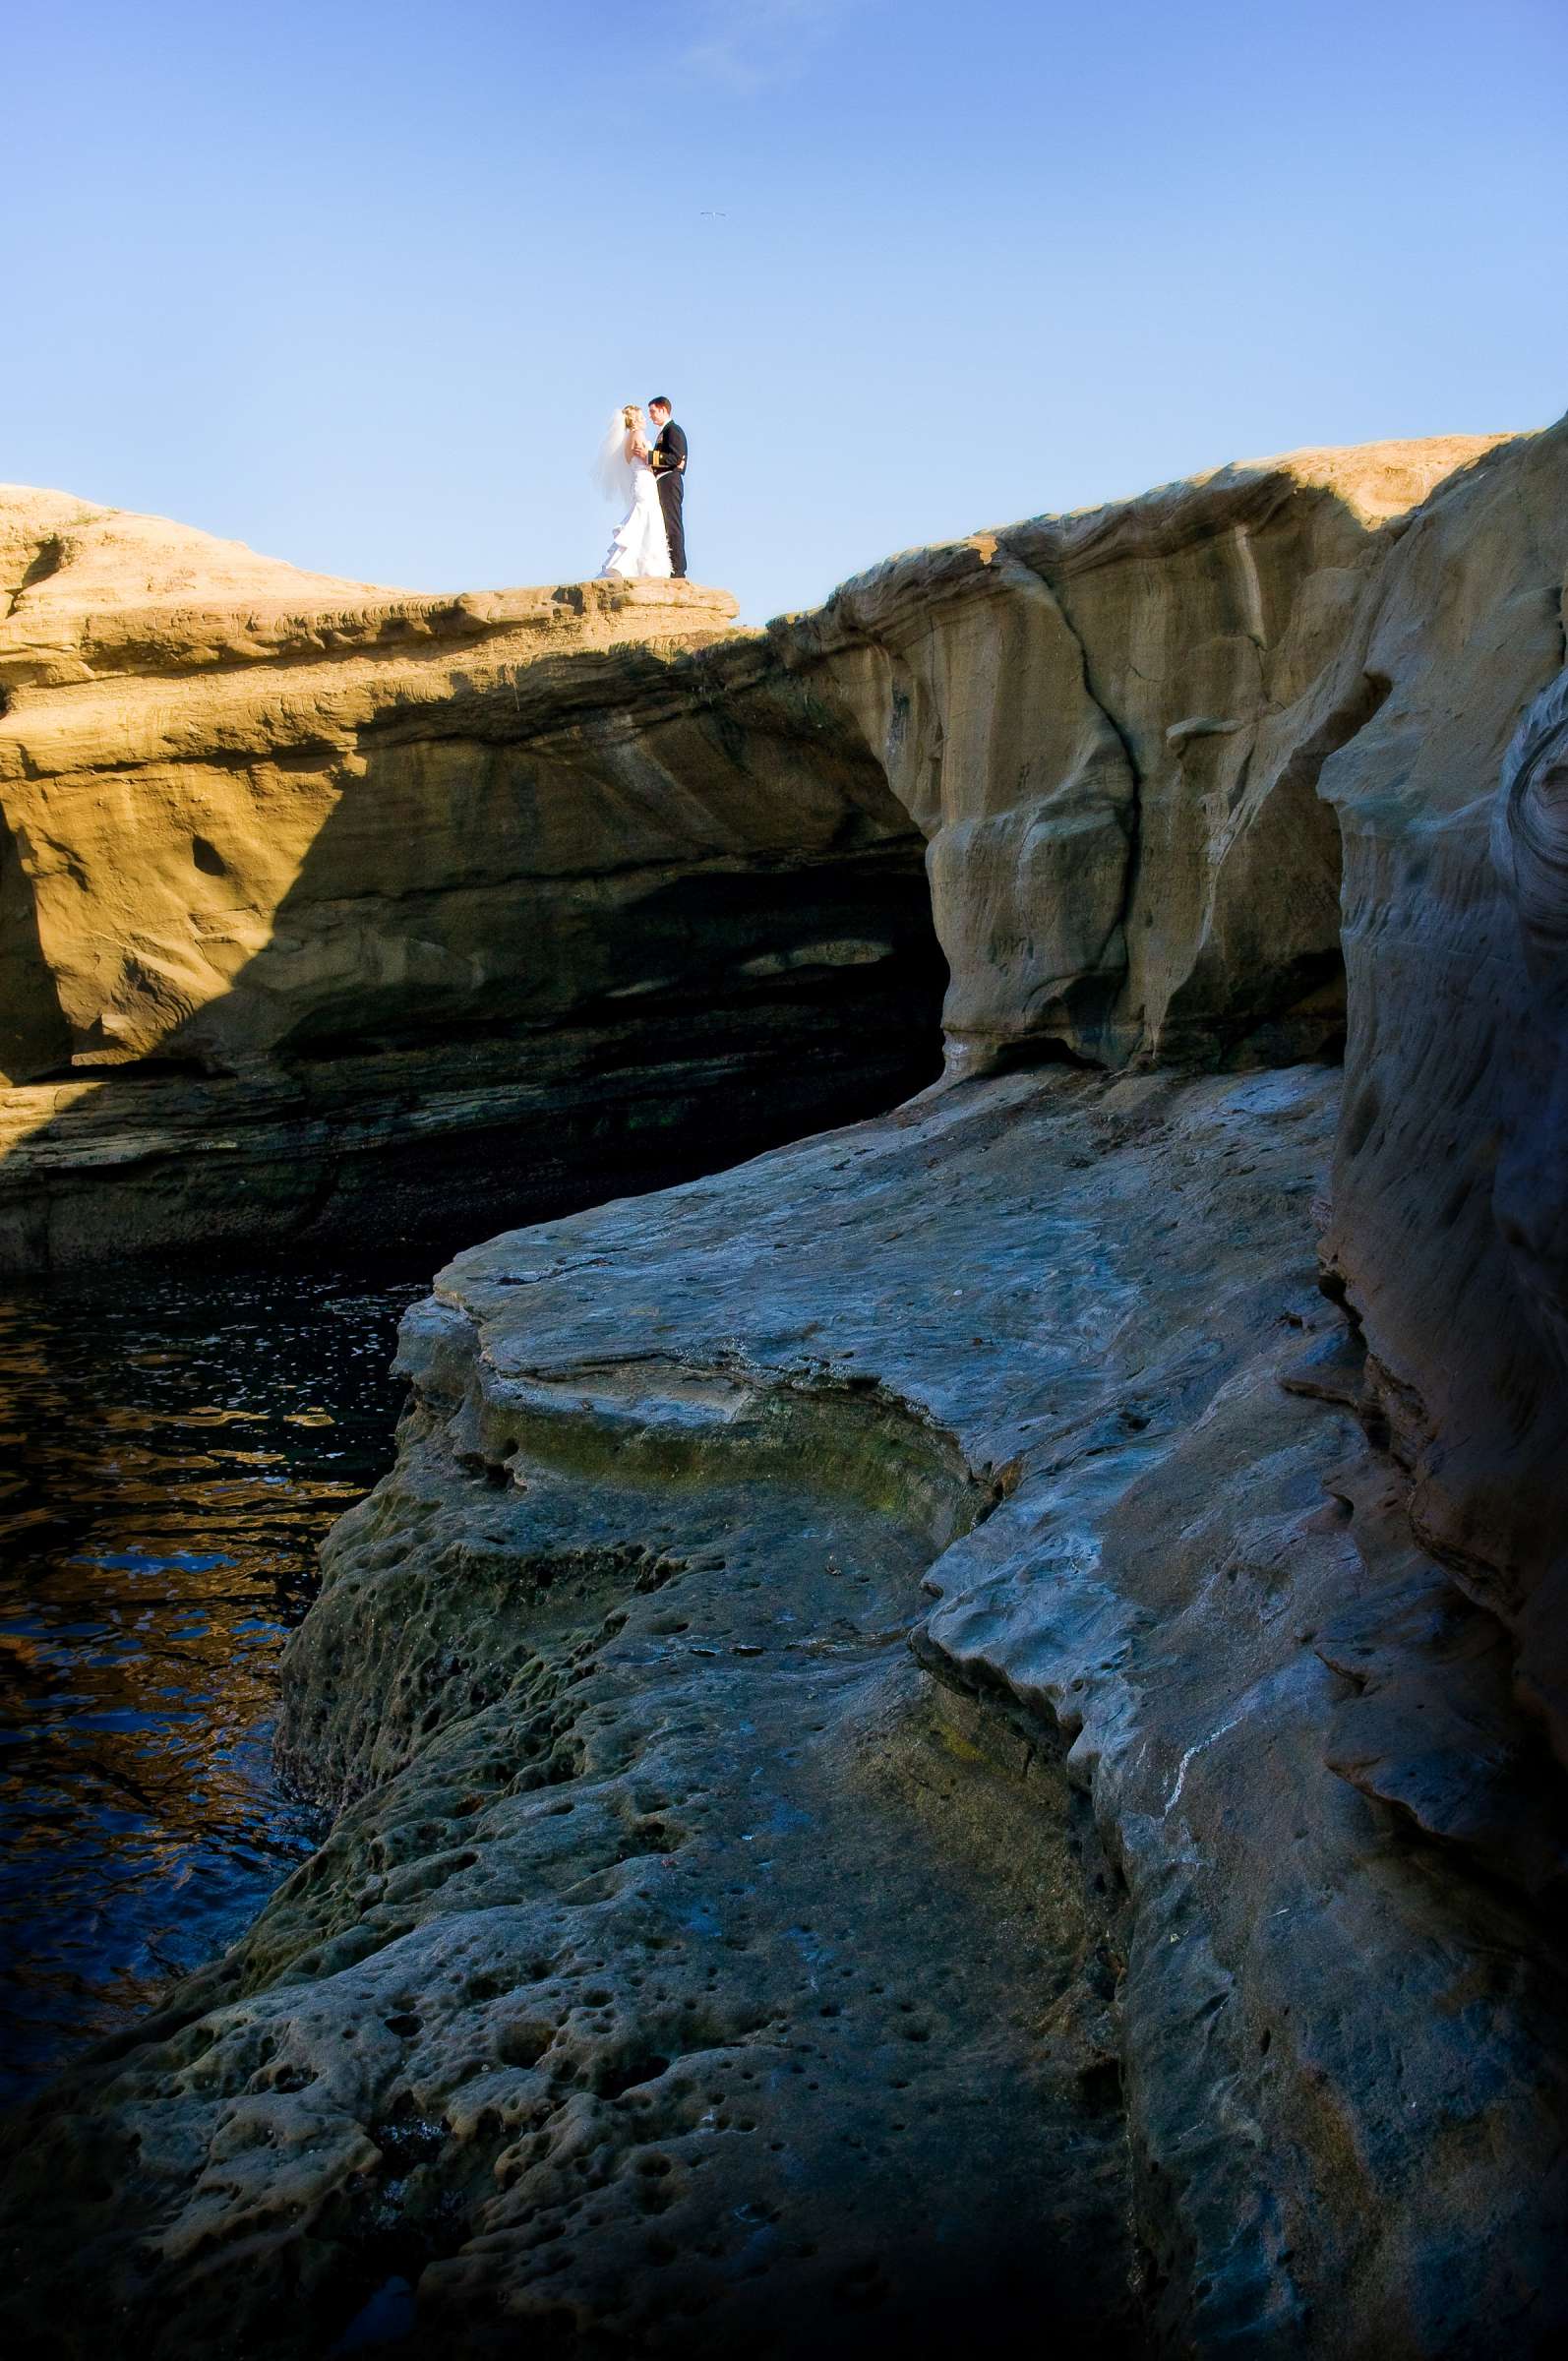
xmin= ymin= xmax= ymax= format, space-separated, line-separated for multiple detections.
xmin=0 ymin=1082 xmax=1151 ymax=2355
xmin=7 ymin=1061 xmax=1563 ymax=2354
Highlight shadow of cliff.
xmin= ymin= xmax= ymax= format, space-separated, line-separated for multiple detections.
xmin=0 ymin=636 xmax=949 ymax=1270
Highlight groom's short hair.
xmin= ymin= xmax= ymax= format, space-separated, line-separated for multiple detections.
xmin=649 ymin=396 xmax=672 ymax=413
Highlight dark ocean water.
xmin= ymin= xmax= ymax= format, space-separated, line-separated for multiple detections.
xmin=0 ymin=1261 xmax=427 ymax=2105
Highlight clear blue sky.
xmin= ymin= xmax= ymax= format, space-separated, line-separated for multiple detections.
xmin=8 ymin=1 xmax=1566 ymax=622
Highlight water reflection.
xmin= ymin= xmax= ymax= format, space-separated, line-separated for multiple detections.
xmin=0 ymin=1264 xmax=424 ymax=2104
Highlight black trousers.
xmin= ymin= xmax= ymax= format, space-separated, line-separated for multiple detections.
xmin=657 ymin=472 xmax=687 ymax=577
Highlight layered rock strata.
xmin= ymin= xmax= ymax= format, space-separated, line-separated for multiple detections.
xmin=0 ymin=490 xmax=945 ymax=1264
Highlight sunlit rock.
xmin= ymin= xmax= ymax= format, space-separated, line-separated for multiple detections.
xmin=0 ymin=490 xmax=945 ymax=1264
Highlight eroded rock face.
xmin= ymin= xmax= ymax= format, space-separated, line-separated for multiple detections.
xmin=0 ymin=440 xmax=1509 ymax=1265
xmin=1297 ymin=422 xmax=1568 ymax=1768
xmin=0 ymin=490 xmax=945 ymax=1265
xmin=769 ymin=436 xmax=1510 ymax=1072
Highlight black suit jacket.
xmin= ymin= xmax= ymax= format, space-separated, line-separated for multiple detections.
xmin=651 ymin=420 xmax=687 ymax=480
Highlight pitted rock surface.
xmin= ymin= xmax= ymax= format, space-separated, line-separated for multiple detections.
xmin=4 ymin=1064 xmax=1563 ymax=2355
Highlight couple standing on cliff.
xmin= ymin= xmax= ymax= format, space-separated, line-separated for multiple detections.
xmin=594 ymin=399 xmax=689 ymax=581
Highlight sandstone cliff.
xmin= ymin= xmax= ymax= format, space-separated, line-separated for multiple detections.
xmin=0 ymin=442 xmax=1507 ymax=1266
xmin=3 ymin=428 xmax=1566 ymax=2358
xmin=767 ymin=434 xmax=1509 ymax=1072
xmin=0 ymin=489 xmax=945 ymax=1262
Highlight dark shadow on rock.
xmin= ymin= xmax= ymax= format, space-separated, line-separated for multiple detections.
xmin=0 ymin=804 xmax=70 ymax=1082
xmin=0 ymin=645 xmax=949 ymax=1270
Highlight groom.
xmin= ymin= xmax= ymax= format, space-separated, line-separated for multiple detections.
xmin=648 ymin=397 xmax=688 ymax=579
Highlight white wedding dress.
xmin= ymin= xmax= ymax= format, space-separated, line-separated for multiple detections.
xmin=594 ymin=419 xmax=672 ymax=580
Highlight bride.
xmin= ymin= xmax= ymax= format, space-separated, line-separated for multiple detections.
xmin=594 ymin=403 xmax=672 ymax=580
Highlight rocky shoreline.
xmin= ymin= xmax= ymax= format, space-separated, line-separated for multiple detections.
xmin=2 ymin=422 xmax=1566 ymax=2354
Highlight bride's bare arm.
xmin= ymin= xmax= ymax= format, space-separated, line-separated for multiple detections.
xmin=625 ymin=430 xmax=649 ymax=462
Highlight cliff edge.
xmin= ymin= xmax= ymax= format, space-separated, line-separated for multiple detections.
xmin=0 ymin=492 xmax=945 ymax=1261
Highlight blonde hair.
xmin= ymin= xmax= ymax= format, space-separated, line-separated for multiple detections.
xmin=622 ymin=403 xmax=643 ymax=429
